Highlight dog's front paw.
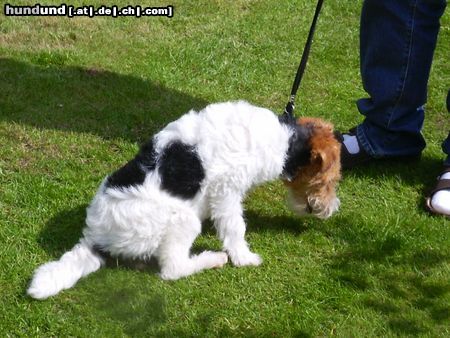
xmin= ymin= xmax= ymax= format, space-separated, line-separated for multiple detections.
xmin=228 ymin=249 xmax=262 ymax=267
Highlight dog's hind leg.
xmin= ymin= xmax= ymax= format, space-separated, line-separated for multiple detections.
xmin=210 ymin=193 xmax=262 ymax=267
xmin=156 ymin=211 xmax=228 ymax=280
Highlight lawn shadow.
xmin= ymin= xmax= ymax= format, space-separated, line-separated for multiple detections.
xmin=325 ymin=141 xmax=449 ymax=334
xmin=89 ymin=283 xmax=167 ymax=337
xmin=316 ymin=213 xmax=450 ymax=335
xmin=0 ymin=57 xmax=208 ymax=142
xmin=341 ymin=155 xmax=445 ymax=211
xmin=7 ymin=55 xmax=210 ymax=278
xmin=39 ymin=205 xmax=308 ymax=272
xmin=40 ymin=207 xmax=168 ymax=336
xmin=39 ymin=205 xmax=312 ymax=336
xmin=199 ymin=210 xmax=310 ymax=237
xmin=15 ymin=54 xmax=447 ymax=334
xmin=245 ymin=209 xmax=311 ymax=235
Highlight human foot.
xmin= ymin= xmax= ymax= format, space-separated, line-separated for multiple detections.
xmin=336 ymin=127 xmax=421 ymax=170
xmin=335 ymin=128 xmax=373 ymax=170
xmin=426 ymin=167 xmax=450 ymax=217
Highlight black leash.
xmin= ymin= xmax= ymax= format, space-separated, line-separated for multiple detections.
xmin=281 ymin=0 xmax=324 ymax=122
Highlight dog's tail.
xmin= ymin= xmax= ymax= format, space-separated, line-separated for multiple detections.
xmin=27 ymin=238 xmax=104 ymax=299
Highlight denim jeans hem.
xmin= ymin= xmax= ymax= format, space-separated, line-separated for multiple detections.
xmin=356 ymin=124 xmax=378 ymax=158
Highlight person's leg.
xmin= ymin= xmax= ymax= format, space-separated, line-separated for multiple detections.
xmin=443 ymin=91 xmax=450 ymax=167
xmin=443 ymin=136 xmax=450 ymax=167
xmin=343 ymin=0 xmax=447 ymax=161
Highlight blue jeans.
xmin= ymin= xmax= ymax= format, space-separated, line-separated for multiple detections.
xmin=355 ymin=0 xmax=449 ymax=165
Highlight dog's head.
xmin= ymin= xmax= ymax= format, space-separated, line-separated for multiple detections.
xmin=282 ymin=117 xmax=341 ymax=219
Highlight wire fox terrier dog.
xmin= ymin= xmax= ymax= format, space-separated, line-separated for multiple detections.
xmin=28 ymin=101 xmax=341 ymax=299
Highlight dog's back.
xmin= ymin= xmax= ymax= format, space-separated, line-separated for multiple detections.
xmin=159 ymin=101 xmax=292 ymax=187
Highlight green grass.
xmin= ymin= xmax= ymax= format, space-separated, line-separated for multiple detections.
xmin=1 ymin=0 xmax=449 ymax=336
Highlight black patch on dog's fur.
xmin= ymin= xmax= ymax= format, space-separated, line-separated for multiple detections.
xmin=281 ymin=123 xmax=312 ymax=181
xmin=158 ymin=141 xmax=205 ymax=199
xmin=106 ymin=138 xmax=157 ymax=188
xmin=278 ymin=111 xmax=296 ymax=125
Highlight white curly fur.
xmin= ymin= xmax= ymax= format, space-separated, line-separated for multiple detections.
xmin=27 ymin=101 xmax=339 ymax=299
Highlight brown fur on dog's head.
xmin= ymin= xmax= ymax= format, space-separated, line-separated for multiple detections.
xmin=284 ymin=117 xmax=341 ymax=219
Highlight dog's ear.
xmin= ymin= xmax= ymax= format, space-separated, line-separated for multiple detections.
xmin=299 ymin=117 xmax=341 ymax=177
xmin=310 ymin=143 xmax=337 ymax=173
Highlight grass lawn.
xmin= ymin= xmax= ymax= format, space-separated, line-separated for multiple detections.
xmin=1 ymin=0 xmax=449 ymax=336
